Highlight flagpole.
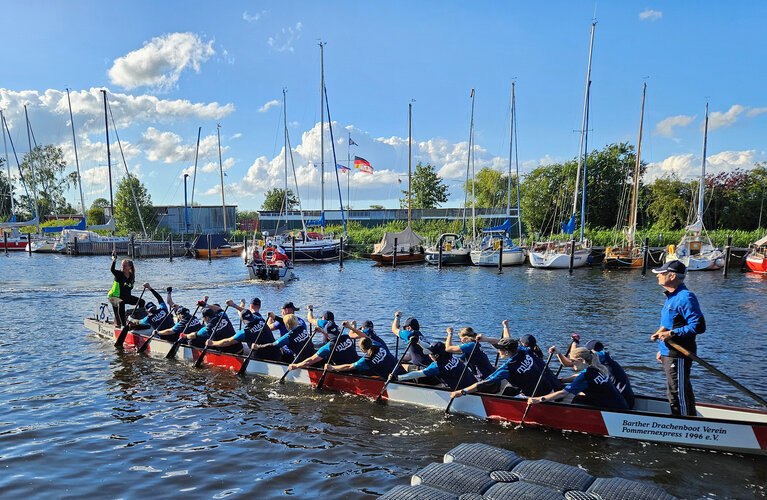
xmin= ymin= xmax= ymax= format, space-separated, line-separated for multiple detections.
xmin=347 ymin=132 xmax=351 ymax=209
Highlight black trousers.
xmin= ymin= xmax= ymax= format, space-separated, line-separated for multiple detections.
xmin=661 ymin=355 xmax=696 ymax=416
xmin=109 ymin=295 xmax=145 ymax=327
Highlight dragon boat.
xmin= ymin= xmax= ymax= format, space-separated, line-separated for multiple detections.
xmin=84 ymin=313 xmax=767 ymax=456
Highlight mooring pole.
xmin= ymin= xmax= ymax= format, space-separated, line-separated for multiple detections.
xmin=291 ymin=237 xmax=295 ymax=263
xmin=130 ymin=234 xmax=135 ymax=258
xmin=393 ymin=237 xmax=398 ymax=268
xmin=723 ymin=235 xmax=732 ymax=277
xmin=498 ymin=238 xmax=504 ymax=273
xmin=641 ymin=237 xmax=649 ymax=275
xmin=339 ymin=237 xmax=344 ymax=268
xmin=568 ymin=238 xmax=575 ymax=272
xmin=27 ymin=234 xmax=32 ymax=255
xmin=3 ymin=232 xmax=7 ymax=255
xmin=169 ymin=234 xmax=173 ymax=261
xmin=438 ymin=239 xmax=443 ymax=270
xmin=73 ymin=236 xmax=78 ymax=256
xmin=207 ymin=234 xmax=212 ymax=262
xmin=243 ymin=234 xmax=248 ymax=263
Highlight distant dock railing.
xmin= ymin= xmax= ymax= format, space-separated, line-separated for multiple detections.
xmin=67 ymin=239 xmax=187 ymax=258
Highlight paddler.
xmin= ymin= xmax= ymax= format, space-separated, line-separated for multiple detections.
xmin=131 ymin=283 xmax=174 ymax=332
xmin=327 ymin=337 xmax=405 ymax=378
xmin=254 ymin=313 xmax=315 ymax=363
xmin=528 ymin=347 xmax=628 ymax=410
xmin=444 ymin=326 xmax=495 ymax=380
xmin=650 ymin=259 xmax=705 ymax=416
xmin=396 ymin=341 xmax=477 ymax=390
xmin=391 ymin=313 xmax=432 ymax=368
xmin=205 ymin=298 xmax=281 ymax=361
xmin=287 ymin=309 xmax=359 ymax=370
xmin=156 ymin=306 xmax=203 ymax=343
xmin=185 ymin=303 xmax=241 ymax=354
xmin=343 ymin=320 xmax=391 ymax=354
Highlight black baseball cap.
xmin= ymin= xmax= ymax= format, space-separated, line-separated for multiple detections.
xmin=201 ymin=307 xmax=215 ymax=318
xmin=362 ymin=320 xmax=374 ymax=329
xmin=585 ymin=340 xmax=604 ymax=352
xmin=322 ymin=311 xmax=334 ymax=321
xmin=653 ymin=260 xmax=686 ymax=275
xmin=423 ymin=341 xmax=446 ymax=356
xmin=493 ymin=338 xmax=519 ymax=352
xmin=250 ymin=297 xmax=261 ymax=306
xmin=282 ymin=302 xmax=299 ymax=311
xmin=519 ymin=334 xmax=536 ymax=348
xmin=403 ymin=317 xmax=419 ymax=330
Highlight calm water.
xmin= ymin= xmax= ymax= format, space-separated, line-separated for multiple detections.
xmin=0 ymin=252 xmax=765 ymax=499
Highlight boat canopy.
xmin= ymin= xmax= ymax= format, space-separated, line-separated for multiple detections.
xmin=42 ymin=218 xmax=86 ymax=233
xmin=373 ymin=224 xmax=425 ymax=254
xmin=0 ymin=215 xmax=39 ymax=229
xmin=192 ymin=233 xmax=230 ymax=249
xmin=88 ymin=217 xmax=116 ymax=232
xmin=483 ymin=218 xmax=511 ymax=233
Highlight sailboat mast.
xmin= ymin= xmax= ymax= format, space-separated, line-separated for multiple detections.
xmin=283 ymin=88 xmax=289 ymax=227
xmin=319 ymin=42 xmax=325 ymax=226
xmin=217 ymin=124 xmax=227 ymax=232
xmin=101 ymin=90 xmax=114 ymax=222
xmin=628 ymin=83 xmax=646 ymax=245
xmin=507 ymin=84 xmax=514 ymax=219
xmin=1 ymin=111 xmax=14 ymax=216
xmin=572 ymin=21 xmax=596 ymax=220
xmin=513 ymin=86 xmax=523 ymax=241
xmin=66 ymin=89 xmax=86 ymax=219
xmin=469 ymin=89 xmax=476 ymax=239
xmin=408 ymin=102 xmax=412 ymax=225
xmin=698 ymin=102 xmax=709 ymax=226
xmin=23 ymin=106 xmax=40 ymax=222
xmin=190 ymin=126 xmax=201 ymax=231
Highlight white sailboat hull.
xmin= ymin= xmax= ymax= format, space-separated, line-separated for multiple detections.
xmin=470 ymin=247 xmax=526 ymax=266
xmin=666 ymin=251 xmax=725 ymax=271
xmin=529 ymin=248 xmax=591 ymax=269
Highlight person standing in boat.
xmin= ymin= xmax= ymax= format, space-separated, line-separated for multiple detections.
xmin=343 ymin=320 xmax=391 ymax=355
xmin=444 ymin=327 xmax=495 ymax=380
xmin=391 ymin=313 xmax=432 ymax=368
xmin=107 ymin=254 xmax=144 ymax=327
xmin=255 ymin=313 xmax=316 ymax=363
xmin=131 ymin=283 xmax=174 ymax=332
xmin=287 ymin=310 xmax=359 ymax=370
xmin=449 ymin=338 xmax=555 ymax=399
xmin=651 ymin=259 xmax=705 ymax=416
xmin=328 ymin=337 xmax=405 ymax=378
xmin=550 ymin=340 xmax=635 ymax=409
xmin=396 ymin=342 xmax=477 ymax=390
xmin=528 ymin=347 xmax=629 ymax=410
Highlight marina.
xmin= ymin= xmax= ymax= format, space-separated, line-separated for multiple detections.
xmin=1 ymin=253 xmax=766 ymax=498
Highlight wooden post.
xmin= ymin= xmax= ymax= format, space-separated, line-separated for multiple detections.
xmin=168 ymin=234 xmax=173 ymax=261
xmin=72 ymin=236 xmax=78 ymax=256
xmin=568 ymin=238 xmax=575 ymax=272
xmin=641 ymin=237 xmax=649 ymax=275
xmin=207 ymin=234 xmax=212 ymax=262
xmin=438 ymin=238 xmax=443 ymax=270
xmin=723 ymin=235 xmax=732 ymax=277
xmin=27 ymin=233 xmax=32 ymax=255
xmin=498 ymin=238 xmax=504 ymax=273
xmin=392 ymin=237 xmax=398 ymax=268
xmin=3 ymin=232 xmax=7 ymax=255
xmin=339 ymin=237 xmax=344 ymax=268
xmin=243 ymin=234 xmax=248 ymax=263
xmin=291 ymin=236 xmax=295 ymax=263
xmin=130 ymin=234 xmax=135 ymax=258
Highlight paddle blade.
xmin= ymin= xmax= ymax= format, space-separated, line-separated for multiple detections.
xmin=194 ymin=348 xmax=207 ymax=368
xmin=136 ymin=331 xmax=156 ymax=353
xmin=166 ymin=338 xmax=182 ymax=359
xmin=237 ymin=355 xmax=252 ymax=376
xmin=114 ymin=326 xmax=129 ymax=347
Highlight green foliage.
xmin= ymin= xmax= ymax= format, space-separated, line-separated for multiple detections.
xmin=40 ymin=218 xmax=80 ymax=228
xmin=369 ymin=204 xmax=384 ymax=209
xmin=18 ymin=144 xmax=77 ymax=218
xmin=91 ymin=198 xmax=110 ymax=210
xmin=463 ymin=167 xmax=519 ymax=209
xmin=584 ymin=143 xmax=641 ymax=229
xmin=586 ymin=227 xmax=764 ymax=248
xmin=262 ymin=188 xmax=297 ymax=212
xmin=87 ymin=208 xmax=105 ymax=226
xmin=645 ymin=175 xmax=693 ymax=231
xmin=519 ymin=160 xmax=573 ymax=236
xmin=1 ymin=157 xmax=14 ymax=218
xmin=400 ymin=162 xmax=449 ymax=209
xmin=237 ymin=209 xmax=259 ymax=222
xmin=114 ymin=175 xmax=154 ymax=235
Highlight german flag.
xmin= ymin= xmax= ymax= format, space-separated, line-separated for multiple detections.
xmin=354 ymin=156 xmax=373 ymax=174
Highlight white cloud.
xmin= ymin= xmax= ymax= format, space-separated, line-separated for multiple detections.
xmin=747 ymin=107 xmax=767 ymax=118
xmin=201 ymin=157 xmax=235 ymax=174
xmin=259 ymin=100 xmax=280 ymax=113
xmin=268 ymin=23 xmax=302 ymax=53
xmin=639 ymin=10 xmax=662 ymax=21
xmin=232 ymin=133 xmax=242 ymax=139
xmin=644 ymin=149 xmax=763 ymax=182
xmin=243 ymin=10 xmax=267 ymax=22
xmin=653 ymin=114 xmax=695 ymax=136
xmin=708 ymin=104 xmax=746 ymax=131
xmin=108 ymin=33 xmax=215 ymax=91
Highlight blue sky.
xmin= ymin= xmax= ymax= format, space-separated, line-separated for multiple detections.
xmin=1 ymin=2 xmax=765 ymax=213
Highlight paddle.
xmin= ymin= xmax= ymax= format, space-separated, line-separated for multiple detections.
xmin=375 ymin=337 xmax=415 ymax=403
xmin=194 ymin=305 xmax=230 ymax=368
xmin=555 ymin=334 xmax=580 ymax=377
xmin=316 ymin=327 xmax=346 ymax=390
xmin=666 ymin=339 xmax=767 ymax=408
xmin=165 ymin=304 xmax=201 ymax=359
xmin=136 ymin=329 xmax=158 ymax=354
xmin=516 ymin=350 xmax=555 ymax=429
xmin=445 ymin=340 xmax=480 ymax=414
xmin=279 ymin=325 xmax=320 ymax=383
xmin=114 ymin=287 xmax=147 ymax=347
xmin=236 ymin=320 xmax=271 ymax=376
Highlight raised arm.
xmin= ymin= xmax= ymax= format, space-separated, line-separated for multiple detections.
xmin=306 ymin=305 xmax=319 ymax=326
xmin=391 ymin=311 xmax=402 ymax=335
xmin=444 ymin=327 xmax=462 ymax=354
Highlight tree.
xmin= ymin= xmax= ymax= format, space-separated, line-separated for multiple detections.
xmin=1 ymin=157 xmax=15 ymax=219
xmin=400 ymin=162 xmax=449 ymax=209
xmin=237 ymin=210 xmax=259 ymax=222
xmin=462 ymin=167 xmax=518 ymax=208
xmin=583 ymin=143 xmax=642 ymax=229
xmin=18 ymin=144 xmax=78 ymax=218
xmin=261 ymin=188 xmax=297 ymax=212
xmin=645 ymin=175 xmax=693 ymax=231
xmin=369 ymin=204 xmax=384 ymax=209
xmin=114 ymin=175 xmax=154 ymax=234
xmin=91 ymin=198 xmax=110 ymax=209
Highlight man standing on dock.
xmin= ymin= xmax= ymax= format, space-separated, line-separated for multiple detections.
xmin=651 ymin=260 xmax=706 ymax=416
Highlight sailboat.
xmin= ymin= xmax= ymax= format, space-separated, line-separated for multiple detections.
xmin=529 ymin=22 xmax=595 ymax=270
xmin=425 ymin=89 xmax=476 ymax=266
xmin=0 ymin=110 xmax=40 ymax=250
xmin=665 ymin=102 xmax=725 ymax=271
xmin=370 ymin=102 xmax=425 ymax=264
xmin=470 ymin=83 xmax=526 ymax=267
xmin=604 ymin=83 xmax=647 ymax=269
xmin=745 ymin=235 xmax=767 ymax=273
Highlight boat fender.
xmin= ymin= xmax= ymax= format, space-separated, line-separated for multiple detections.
xmin=667 ymin=244 xmax=676 ymax=255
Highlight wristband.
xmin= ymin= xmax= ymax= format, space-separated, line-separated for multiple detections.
xmin=540 ymin=396 xmax=546 ymax=402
